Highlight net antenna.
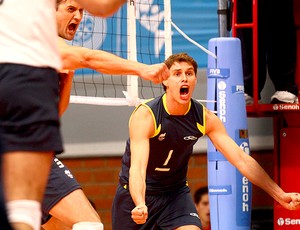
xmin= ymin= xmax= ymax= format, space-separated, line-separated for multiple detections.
xmin=70 ymin=0 xmax=172 ymax=106
xmin=125 ymin=0 xmax=138 ymax=106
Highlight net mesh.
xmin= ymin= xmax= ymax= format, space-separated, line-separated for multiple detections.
xmin=69 ymin=0 xmax=169 ymax=105
xmin=68 ymin=0 xmax=213 ymax=105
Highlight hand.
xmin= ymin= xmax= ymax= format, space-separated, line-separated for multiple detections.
xmin=280 ymin=193 xmax=300 ymax=210
xmin=131 ymin=204 xmax=148 ymax=224
xmin=140 ymin=63 xmax=170 ymax=84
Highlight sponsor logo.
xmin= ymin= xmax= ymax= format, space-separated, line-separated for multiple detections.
xmin=209 ymin=68 xmax=221 ymax=77
xmin=239 ymin=141 xmax=250 ymax=155
xmin=273 ymin=104 xmax=300 ymax=111
xmin=218 ymin=81 xmax=226 ymax=90
xmin=207 ymin=68 xmax=230 ymax=79
xmin=236 ymin=140 xmax=252 ymax=225
xmin=190 ymin=213 xmax=200 ymax=219
xmin=64 ymin=170 xmax=74 ymax=179
xmin=232 ymin=85 xmax=244 ymax=94
xmin=183 ymin=136 xmax=198 ymax=141
xmin=54 ymin=158 xmax=64 ymax=168
xmin=278 ymin=218 xmax=285 ymax=226
xmin=209 ymin=185 xmax=232 ymax=195
xmin=241 ymin=176 xmax=250 ymax=212
xmin=238 ymin=144 xmax=251 ymax=212
xmin=218 ymin=81 xmax=227 ymax=123
xmin=277 ymin=217 xmax=300 ymax=226
xmin=158 ymin=133 xmax=166 ymax=141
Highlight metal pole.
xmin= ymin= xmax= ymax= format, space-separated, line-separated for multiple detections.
xmin=218 ymin=0 xmax=230 ymax=37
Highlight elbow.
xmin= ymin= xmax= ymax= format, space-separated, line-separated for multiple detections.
xmin=80 ymin=58 xmax=94 ymax=71
xmin=60 ymin=53 xmax=78 ymax=70
xmin=60 ymin=53 xmax=70 ymax=69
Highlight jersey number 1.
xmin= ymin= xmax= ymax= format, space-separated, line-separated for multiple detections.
xmin=155 ymin=150 xmax=173 ymax=172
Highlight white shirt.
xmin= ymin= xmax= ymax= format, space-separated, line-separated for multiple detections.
xmin=0 ymin=0 xmax=62 ymax=70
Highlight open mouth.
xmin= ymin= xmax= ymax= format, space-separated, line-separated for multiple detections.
xmin=180 ymin=86 xmax=189 ymax=96
xmin=68 ymin=23 xmax=77 ymax=33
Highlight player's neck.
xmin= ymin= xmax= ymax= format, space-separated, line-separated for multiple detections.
xmin=164 ymin=94 xmax=190 ymax=115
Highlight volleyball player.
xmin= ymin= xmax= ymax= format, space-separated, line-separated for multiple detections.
xmin=41 ymin=1 xmax=170 ymax=229
xmin=112 ymin=53 xmax=300 ymax=230
xmin=0 ymin=0 xmax=129 ymax=229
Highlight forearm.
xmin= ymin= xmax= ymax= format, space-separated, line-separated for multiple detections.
xmin=59 ymin=40 xmax=169 ymax=83
xmin=129 ymin=170 xmax=146 ymax=206
xmin=82 ymin=50 xmax=146 ymax=76
xmin=213 ymin=134 xmax=284 ymax=201
xmin=129 ymin=169 xmax=149 ymax=224
xmin=237 ymin=154 xmax=285 ymax=202
xmin=207 ymin=113 xmax=300 ymax=210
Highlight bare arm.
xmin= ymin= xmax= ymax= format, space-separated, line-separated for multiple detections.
xmin=205 ymin=108 xmax=300 ymax=210
xmin=58 ymin=38 xmax=169 ymax=84
xmin=128 ymin=105 xmax=154 ymax=224
xmin=75 ymin=0 xmax=126 ymax=17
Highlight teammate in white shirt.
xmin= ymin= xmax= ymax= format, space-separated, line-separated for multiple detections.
xmin=0 ymin=0 xmax=126 ymax=229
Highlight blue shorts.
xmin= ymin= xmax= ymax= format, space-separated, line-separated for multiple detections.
xmin=112 ymin=184 xmax=202 ymax=230
xmin=42 ymin=157 xmax=81 ymax=224
xmin=0 ymin=63 xmax=63 ymax=154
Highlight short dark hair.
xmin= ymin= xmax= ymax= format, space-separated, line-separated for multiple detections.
xmin=194 ymin=186 xmax=208 ymax=204
xmin=163 ymin=52 xmax=198 ymax=91
xmin=164 ymin=52 xmax=198 ymax=74
xmin=56 ymin=0 xmax=66 ymax=10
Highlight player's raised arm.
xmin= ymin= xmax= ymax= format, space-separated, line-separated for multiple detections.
xmin=56 ymin=0 xmax=169 ymax=103
xmin=58 ymin=38 xmax=169 ymax=83
xmin=75 ymin=0 xmax=127 ymax=17
xmin=205 ymin=107 xmax=300 ymax=210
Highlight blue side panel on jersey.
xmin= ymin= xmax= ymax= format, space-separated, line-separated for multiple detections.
xmin=206 ymin=37 xmax=252 ymax=230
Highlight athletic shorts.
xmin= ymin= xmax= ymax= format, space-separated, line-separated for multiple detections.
xmin=0 ymin=63 xmax=63 ymax=154
xmin=112 ymin=183 xmax=202 ymax=230
xmin=42 ymin=157 xmax=81 ymax=224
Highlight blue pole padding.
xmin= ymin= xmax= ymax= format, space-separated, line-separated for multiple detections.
xmin=206 ymin=37 xmax=252 ymax=230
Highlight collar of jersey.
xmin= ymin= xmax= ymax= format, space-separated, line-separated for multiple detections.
xmin=162 ymin=93 xmax=191 ymax=115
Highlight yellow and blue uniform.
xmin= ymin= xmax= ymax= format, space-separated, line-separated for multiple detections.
xmin=112 ymin=94 xmax=206 ymax=229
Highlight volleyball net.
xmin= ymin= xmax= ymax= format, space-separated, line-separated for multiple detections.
xmin=69 ymin=0 xmax=215 ymax=106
